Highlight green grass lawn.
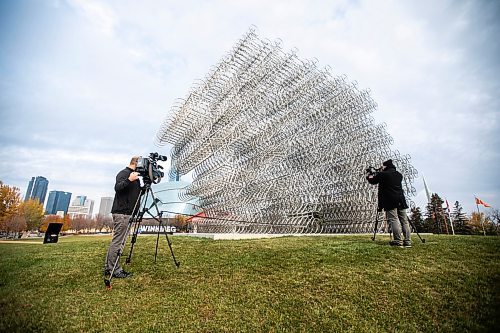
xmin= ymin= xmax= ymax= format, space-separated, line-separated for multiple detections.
xmin=0 ymin=234 xmax=499 ymax=333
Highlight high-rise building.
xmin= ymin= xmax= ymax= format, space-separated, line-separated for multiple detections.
xmin=68 ymin=196 xmax=94 ymax=219
xmin=72 ymin=195 xmax=87 ymax=206
xmin=25 ymin=179 xmax=34 ymax=201
xmin=24 ymin=176 xmax=49 ymax=204
xmin=98 ymin=197 xmax=113 ymax=217
xmin=45 ymin=191 xmax=72 ymax=215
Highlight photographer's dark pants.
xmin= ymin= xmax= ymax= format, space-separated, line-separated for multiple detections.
xmin=104 ymin=214 xmax=130 ymax=273
xmin=386 ymin=208 xmax=411 ymax=244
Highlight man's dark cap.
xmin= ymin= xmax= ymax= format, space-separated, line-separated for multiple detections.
xmin=383 ymin=159 xmax=395 ymax=168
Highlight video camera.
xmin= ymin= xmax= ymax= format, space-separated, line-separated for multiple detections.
xmin=365 ymin=166 xmax=383 ymax=176
xmin=136 ymin=152 xmax=168 ymax=184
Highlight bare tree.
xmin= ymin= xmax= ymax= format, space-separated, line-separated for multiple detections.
xmin=71 ymin=217 xmax=88 ymax=233
xmin=95 ymin=214 xmax=113 ymax=232
xmin=486 ymin=208 xmax=500 ymax=235
xmin=5 ymin=215 xmax=27 ymax=238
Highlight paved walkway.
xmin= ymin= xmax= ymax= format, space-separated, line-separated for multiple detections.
xmin=0 ymin=240 xmax=42 ymax=244
xmin=172 ymin=233 xmax=384 ymax=240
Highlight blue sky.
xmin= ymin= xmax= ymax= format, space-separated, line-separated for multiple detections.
xmin=1 ymin=0 xmax=499 ymax=214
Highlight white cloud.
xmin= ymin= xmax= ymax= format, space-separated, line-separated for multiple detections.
xmin=67 ymin=0 xmax=117 ymax=36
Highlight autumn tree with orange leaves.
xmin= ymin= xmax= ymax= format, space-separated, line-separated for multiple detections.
xmin=0 ymin=181 xmax=22 ymax=232
xmin=39 ymin=215 xmax=63 ymax=233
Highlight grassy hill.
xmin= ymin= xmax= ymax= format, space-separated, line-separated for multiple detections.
xmin=0 ymin=234 xmax=499 ymax=332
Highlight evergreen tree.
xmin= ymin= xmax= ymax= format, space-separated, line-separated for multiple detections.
xmin=409 ymin=207 xmax=424 ymax=232
xmin=451 ymin=201 xmax=470 ymax=235
xmin=424 ymin=193 xmax=448 ymax=234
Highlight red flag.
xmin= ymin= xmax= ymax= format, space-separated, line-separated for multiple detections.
xmin=475 ymin=197 xmax=491 ymax=208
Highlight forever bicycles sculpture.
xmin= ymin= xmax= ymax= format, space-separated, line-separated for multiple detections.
xmin=155 ymin=28 xmax=418 ymax=234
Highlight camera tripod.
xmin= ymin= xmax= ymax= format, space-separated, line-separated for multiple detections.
xmin=104 ymin=183 xmax=180 ymax=290
xmin=371 ymin=205 xmax=426 ymax=243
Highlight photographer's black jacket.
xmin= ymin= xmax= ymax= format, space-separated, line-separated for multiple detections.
xmin=111 ymin=167 xmax=142 ymax=215
xmin=367 ymin=166 xmax=408 ymax=211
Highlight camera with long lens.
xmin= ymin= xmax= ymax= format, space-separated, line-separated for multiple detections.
xmin=365 ymin=166 xmax=383 ymax=176
xmin=136 ymin=152 xmax=168 ymax=184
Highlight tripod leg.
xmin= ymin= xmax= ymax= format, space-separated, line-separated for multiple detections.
xmin=154 ymin=222 xmax=161 ymax=262
xmin=125 ymin=215 xmax=142 ymax=264
xmin=149 ymin=194 xmax=181 ymax=267
xmin=125 ymin=188 xmax=150 ymax=264
xmin=163 ymin=232 xmax=181 ymax=268
xmin=408 ymin=218 xmax=426 ymax=243
xmin=372 ymin=210 xmax=379 ymax=241
xmin=126 ymin=210 xmax=149 ymax=264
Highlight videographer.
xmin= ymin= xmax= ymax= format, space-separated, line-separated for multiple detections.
xmin=366 ymin=159 xmax=412 ymax=248
xmin=104 ymin=156 xmax=142 ymax=278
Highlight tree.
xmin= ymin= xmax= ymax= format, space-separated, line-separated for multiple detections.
xmin=4 ymin=215 xmax=27 ymax=237
xmin=486 ymin=208 xmax=500 ymax=235
xmin=409 ymin=207 xmax=424 ymax=233
xmin=61 ymin=215 xmax=72 ymax=232
xmin=102 ymin=215 xmax=114 ymax=231
xmin=18 ymin=199 xmax=45 ymax=231
xmin=468 ymin=212 xmax=486 ymax=235
xmin=424 ymin=193 xmax=448 ymax=234
xmin=86 ymin=217 xmax=97 ymax=232
xmin=173 ymin=214 xmax=188 ymax=232
xmin=71 ymin=216 xmax=94 ymax=233
xmin=40 ymin=215 xmax=63 ymax=233
xmin=95 ymin=214 xmax=112 ymax=232
xmin=451 ymin=201 xmax=470 ymax=235
xmin=468 ymin=211 xmax=497 ymax=236
xmin=0 ymin=181 xmax=22 ymax=232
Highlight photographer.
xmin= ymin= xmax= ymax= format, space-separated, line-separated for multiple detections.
xmin=366 ymin=159 xmax=412 ymax=248
xmin=104 ymin=156 xmax=142 ymax=278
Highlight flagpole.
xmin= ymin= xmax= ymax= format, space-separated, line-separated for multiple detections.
xmin=423 ymin=176 xmax=431 ymax=203
xmin=442 ymin=207 xmax=449 ymax=234
xmin=449 ymin=213 xmax=455 ymax=235
xmin=475 ymin=196 xmax=486 ymax=236
xmin=423 ymin=176 xmax=442 ymax=234
xmin=446 ymin=199 xmax=455 ymax=235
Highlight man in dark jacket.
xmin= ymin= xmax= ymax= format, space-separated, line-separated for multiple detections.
xmin=104 ymin=157 xmax=142 ymax=278
xmin=367 ymin=159 xmax=412 ymax=247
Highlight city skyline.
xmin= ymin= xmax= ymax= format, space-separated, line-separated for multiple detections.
xmin=20 ymin=175 xmax=111 ymax=217
xmin=16 ymin=171 xmax=187 ymax=218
